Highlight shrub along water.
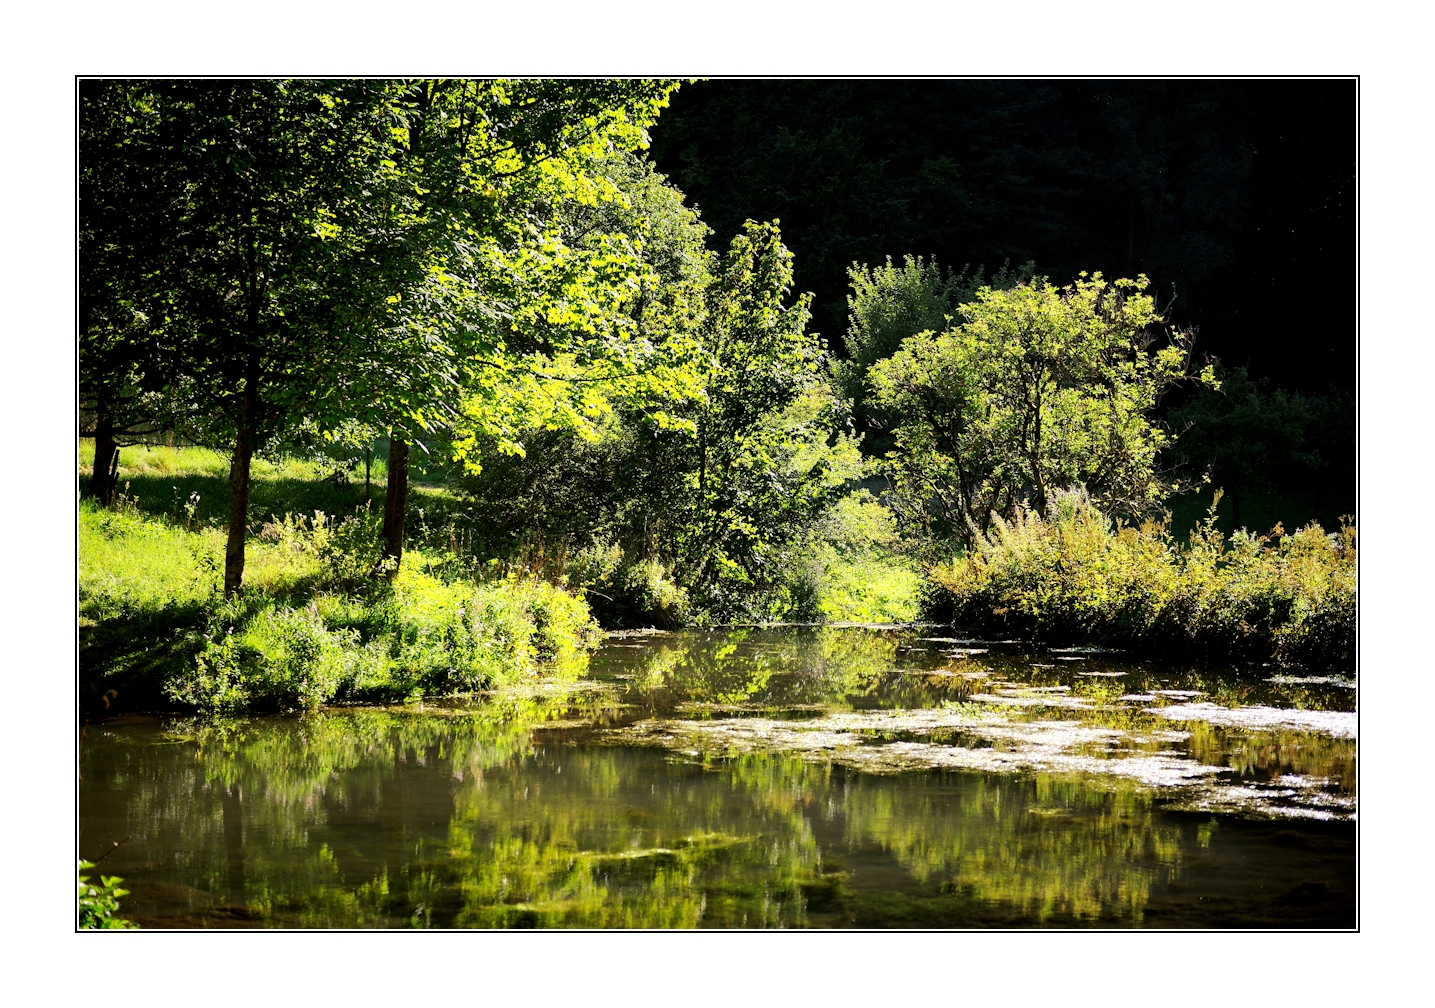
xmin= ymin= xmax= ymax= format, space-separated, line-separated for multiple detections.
xmin=80 ymin=490 xmax=600 ymax=715
xmin=928 ymin=489 xmax=1355 ymax=669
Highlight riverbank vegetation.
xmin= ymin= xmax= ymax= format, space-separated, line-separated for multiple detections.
xmin=80 ymin=79 xmax=1356 ymax=718
xmin=80 ymin=483 xmax=599 ymax=714
xmin=78 ymin=861 xmax=136 ymax=929
xmin=929 ymin=490 xmax=1355 ymax=667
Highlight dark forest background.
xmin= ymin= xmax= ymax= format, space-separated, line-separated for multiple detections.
xmin=649 ymin=79 xmax=1355 ymax=394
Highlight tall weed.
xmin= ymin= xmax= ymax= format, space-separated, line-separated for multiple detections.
xmin=930 ymin=489 xmax=1356 ymax=668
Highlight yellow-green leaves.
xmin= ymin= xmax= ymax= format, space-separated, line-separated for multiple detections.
xmin=871 ymin=272 xmax=1210 ymax=551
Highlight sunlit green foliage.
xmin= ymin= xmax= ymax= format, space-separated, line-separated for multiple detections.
xmin=786 ymin=493 xmax=921 ymax=623
xmin=453 ymin=214 xmax=886 ymax=626
xmin=929 ymin=489 xmax=1356 ymax=668
xmin=834 ymin=255 xmax=1033 ymax=451
xmin=79 ymin=440 xmax=380 ymax=485
xmin=81 ymin=494 xmax=599 ymax=715
xmin=451 ymin=149 xmax=709 ymax=466
xmin=870 ymin=274 xmax=1211 ymax=553
xmin=80 ymin=497 xmax=223 ymax=624
xmin=81 ymin=79 xmax=684 ymax=591
xmin=78 ymin=861 xmax=137 ymax=929
xmin=79 ymin=78 xmax=1352 ymax=690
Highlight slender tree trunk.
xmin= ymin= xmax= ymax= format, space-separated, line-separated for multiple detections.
xmin=365 ymin=445 xmax=372 ymax=499
xmin=381 ymin=436 xmax=409 ymax=577
xmin=224 ymin=384 xmax=258 ymax=596
xmin=90 ymin=402 xmax=119 ymax=505
xmin=378 ymin=91 xmax=421 ymax=581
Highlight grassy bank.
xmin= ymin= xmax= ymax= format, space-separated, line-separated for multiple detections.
xmin=83 ymin=445 xmax=1349 ymax=718
xmin=928 ymin=490 xmax=1356 ymax=670
xmin=79 ymin=447 xmax=600 ymax=715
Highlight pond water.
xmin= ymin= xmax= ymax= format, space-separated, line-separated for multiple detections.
xmin=79 ymin=627 xmax=1356 ymax=929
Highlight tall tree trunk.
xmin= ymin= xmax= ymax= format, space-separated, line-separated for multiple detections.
xmin=381 ymin=436 xmax=409 ymax=577
xmin=90 ymin=401 xmax=119 ymax=505
xmin=364 ymin=445 xmax=372 ymax=499
xmin=224 ymin=384 xmax=258 ymax=596
xmin=377 ymin=90 xmax=422 ymax=580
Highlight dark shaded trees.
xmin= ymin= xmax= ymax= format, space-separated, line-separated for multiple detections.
xmin=650 ymin=80 xmax=1257 ymax=346
xmin=79 ymin=81 xmax=175 ymax=503
xmin=1166 ymin=368 xmax=1356 ymax=529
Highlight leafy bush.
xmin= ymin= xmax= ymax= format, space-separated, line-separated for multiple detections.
xmin=83 ymin=486 xmax=601 ymax=714
xmin=256 ymin=506 xmax=391 ymax=587
xmin=869 ymin=274 xmax=1212 ymax=555
xmin=567 ymin=537 xmax=624 ymax=594
xmin=166 ymin=632 xmax=252 ymax=713
xmin=583 ymin=557 xmax=692 ymax=629
xmin=930 ymin=489 xmax=1356 ymax=669
xmin=794 ymin=493 xmax=920 ymax=623
xmin=163 ymin=565 xmax=601 ymax=713
xmin=810 ymin=551 xmax=921 ymax=624
xmin=78 ymin=861 xmax=137 ymax=929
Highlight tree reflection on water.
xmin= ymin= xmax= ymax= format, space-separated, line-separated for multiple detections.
xmin=79 ymin=628 xmax=1355 ymax=928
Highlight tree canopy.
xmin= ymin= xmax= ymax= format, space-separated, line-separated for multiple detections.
xmin=869 ymin=274 xmax=1210 ymax=550
xmin=79 ymin=77 xmax=1353 ymax=629
xmin=80 ymin=78 xmax=680 ymax=591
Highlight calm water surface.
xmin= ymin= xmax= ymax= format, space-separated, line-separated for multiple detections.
xmin=79 ymin=627 xmax=1356 ymax=928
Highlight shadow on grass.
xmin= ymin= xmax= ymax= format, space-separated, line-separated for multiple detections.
xmin=80 ymin=601 xmax=210 ymax=715
xmin=111 ymin=474 xmax=467 ymax=530
xmin=113 ymin=475 xmax=385 ymax=528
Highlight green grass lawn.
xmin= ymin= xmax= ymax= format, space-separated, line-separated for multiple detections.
xmin=77 ymin=441 xmax=468 ymax=532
